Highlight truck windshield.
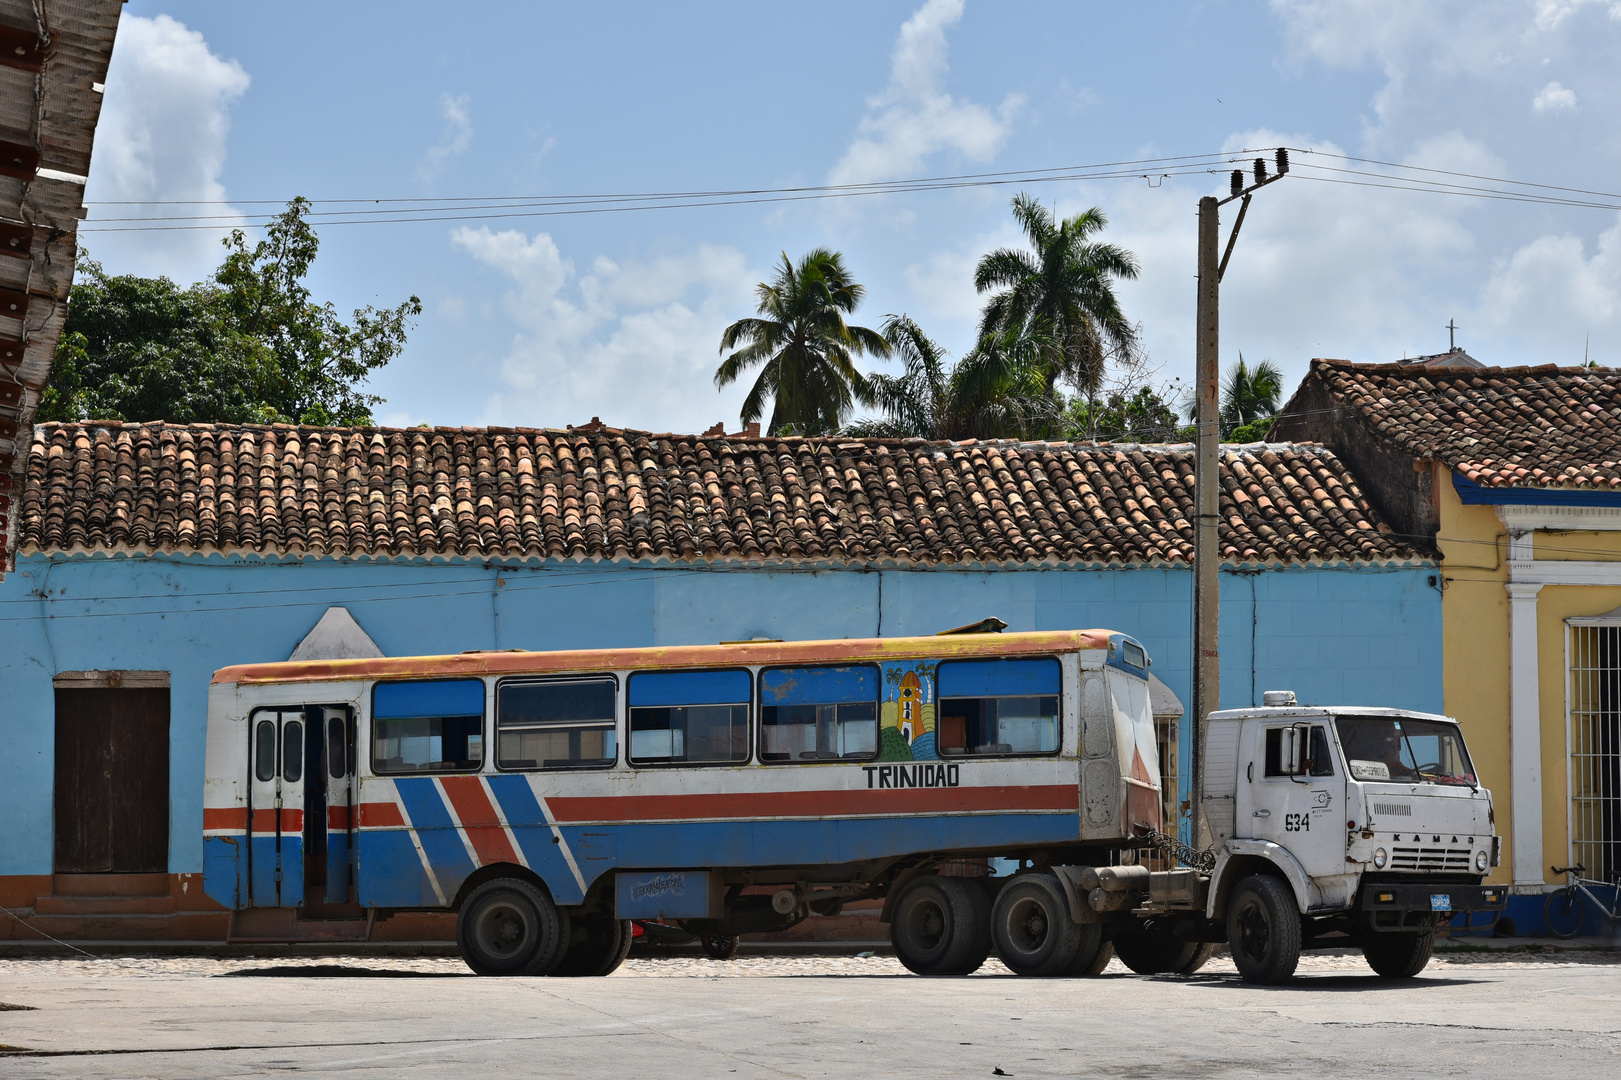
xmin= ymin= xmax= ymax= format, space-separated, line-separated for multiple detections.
xmin=1334 ymin=716 xmax=1476 ymax=786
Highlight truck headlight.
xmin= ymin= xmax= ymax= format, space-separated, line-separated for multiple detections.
xmin=1475 ymin=849 xmax=1488 ymax=872
xmin=1373 ymin=847 xmax=1388 ymax=869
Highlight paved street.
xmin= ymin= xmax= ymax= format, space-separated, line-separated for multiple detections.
xmin=1 ymin=949 xmax=1618 ymax=1078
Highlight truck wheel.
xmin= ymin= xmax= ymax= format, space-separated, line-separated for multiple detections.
xmin=1062 ymin=924 xmax=1112 ymax=976
xmin=1361 ymin=931 xmax=1434 ymax=978
xmin=891 ymin=876 xmax=987 ymax=976
xmin=700 ymin=934 xmax=741 ymax=960
xmin=1226 ymin=875 xmax=1302 ymax=984
xmin=991 ymin=874 xmax=1081 ymax=976
xmin=1113 ymin=926 xmax=1206 ymax=975
xmin=457 ymin=877 xmax=565 ymax=976
xmin=1174 ymin=941 xmax=1217 ymax=975
xmin=551 ymin=917 xmax=633 ymax=977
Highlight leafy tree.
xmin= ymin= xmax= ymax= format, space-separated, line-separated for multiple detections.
xmin=974 ymin=193 xmax=1140 ymax=401
xmin=41 ymin=198 xmax=421 ymax=425
xmin=1194 ymin=353 xmax=1284 ymax=440
xmin=1064 ymin=385 xmax=1187 ymax=443
xmin=715 ymin=249 xmax=890 ymax=435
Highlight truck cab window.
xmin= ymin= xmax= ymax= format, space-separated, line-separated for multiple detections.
xmin=372 ymin=679 xmax=485 ymax=774
xmin=1263 ymin=726 xmax=1333 ymax=778
xmin=1335 ymin=715 xmax=1475 ymax=785
xmin=759 ymin=665 xmax=879 ymax=762
xmin=936 ymin=658 xmax=1061 ymax=757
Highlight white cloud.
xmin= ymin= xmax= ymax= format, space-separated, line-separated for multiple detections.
xmin=828 ymin=0 xmax=1022 ymax=186
xmin=1532 ymin=79 xmax=1579 ymax=111
xmin=418 ymin=92 xmax=474 ymax=185
xmin=450 ymin=228 xmax=759 ymax=432
xmin=1474 ymin=217 xmax=1621 ymax=350
xmin=82 ymin=13 xmax=249 ymax=282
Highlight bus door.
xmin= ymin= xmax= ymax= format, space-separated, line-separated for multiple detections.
xmin=248 ymin=709 xmax=306 ymax=907
xmin=317 ymin=707 xmax=356 ymax=903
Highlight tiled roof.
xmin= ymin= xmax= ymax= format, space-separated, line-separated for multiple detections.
xmin=1287 ymin=359 xmax=1621 ymax=489
xmin=19 ymin=422 xmax=1425 ymax=567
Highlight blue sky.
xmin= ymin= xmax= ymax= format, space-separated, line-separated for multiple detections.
xmin=84 ymin=1 xmax=1621 ymax=433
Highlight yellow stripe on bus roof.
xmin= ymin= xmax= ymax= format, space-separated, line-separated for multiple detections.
xmin=212 ymin=629 xmax=1120 ymax=686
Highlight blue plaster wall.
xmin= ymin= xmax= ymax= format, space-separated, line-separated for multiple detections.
xmin=0 ymin=554 xmax=1441 ymax=877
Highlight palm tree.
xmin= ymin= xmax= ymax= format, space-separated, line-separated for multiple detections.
xmin=974 ymin=193 xmax=1140 ymax=402
xmin=1219 ymin=354 xmax=1283 ymax=436
xmin=848 ymin=315 xmax=952 ymax=439
xmin=715 ymin=249 xmax=890 ymax=435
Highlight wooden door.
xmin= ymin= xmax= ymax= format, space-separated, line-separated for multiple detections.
xmin=53 ymin=688 xmax=170 ymax=873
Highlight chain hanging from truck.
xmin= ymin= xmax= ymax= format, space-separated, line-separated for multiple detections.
xmin=1134 ymin=824 xmax=1216 ymax=874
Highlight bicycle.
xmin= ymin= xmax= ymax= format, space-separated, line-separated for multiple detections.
xmin=1544 ymin=865 xmax=1621 ymax=939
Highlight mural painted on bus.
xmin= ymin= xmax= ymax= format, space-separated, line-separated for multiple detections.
xmin=879 ymin=661 xmax=937 ymax=761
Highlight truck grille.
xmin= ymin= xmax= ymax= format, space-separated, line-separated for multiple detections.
xmin=1389 ymin=846 xmax=1472 ymax=871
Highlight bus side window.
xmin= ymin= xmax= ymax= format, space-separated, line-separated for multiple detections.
xmin=372 ymin=679 xmax=486 ymax=774
xmin=627 ymin=670 xmax=750 ymax=765
xmin=497 ymin=677 xmax=618 ymax=770
xmin=936 ymin=658 xmax=1061 ymax=757
xmin=759 ymin=665 xmax=879 ymax=762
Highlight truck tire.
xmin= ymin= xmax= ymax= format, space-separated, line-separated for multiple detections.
xmin=552 ymin=917 xmax=633 ymax=977
xmin=991 ymin=874 xmax=1082 ymax=976
xmin=1112 ymin=926 xmax=1207 ymax=975
xmin=891 ymin=875 xmax=988 ymax=976
xmin=457 ymin=877 xmax=565 ymax=976
xmin=1361 ymin=930 xmax=1434 ymax=978
xmin=1174 ymin=941 xmax=1217 ymax=975
xmin=1062 ymin=924 xmax=1112 ymax=976
xmin=1226 ymin=874 xmax=1302 ymax=984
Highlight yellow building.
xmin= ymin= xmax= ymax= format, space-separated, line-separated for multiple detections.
xmin=1277 ymin=358 xmax=1621 ymax=924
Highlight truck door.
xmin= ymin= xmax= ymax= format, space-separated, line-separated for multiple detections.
xmin=1237 ymin=720 xmax=1344 ymax=880
xmin=321 ymin=707 xmax=356 ymax=903
xmin=247 ymin=709 xmax=306 ymax=907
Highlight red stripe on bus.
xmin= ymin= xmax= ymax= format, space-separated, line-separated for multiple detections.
xmin=204 ymin=807 xmax=247 ymax=831
xmin=359 ymin=801 xmax=405 ymax=828
xmin=546 ymin=784 xmax=1079 ymax=824
xmin=281 ymin=808 xmax=303 ymax=833
xmin=250 ymin=808 xmax=278 ymax=832
xmin=439 ymin=777 xmax=520 ymax=865
xmin=328 ymin=805 xmax=351 ymax=831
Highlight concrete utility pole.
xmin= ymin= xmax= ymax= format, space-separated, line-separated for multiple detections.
xmin=1189 ymin=149 xmax=1289 ymax=851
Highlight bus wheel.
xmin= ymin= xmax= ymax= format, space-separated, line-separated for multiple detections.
xmin=457 ymin=878 xmax=565 ymax=976
xmin=1226 ymin=875 xmax=1302 ymax=984
xmin=700 ymin=934 xmax=741 ymax=960
xmin=1063 ymin=924 xmax=1112 ymax=976
xmin=891 ymin=876 xmax=988 ymax=976
xmin=552 ymin=917 xmax=634 ymax=977
xmin=991 ymin=874 xmax=1081 ymax=977
xmin=1362 ymin=930 xmax=1434 ymax=978
xmin=1113 ymin=926 xmax=1207 ymax=975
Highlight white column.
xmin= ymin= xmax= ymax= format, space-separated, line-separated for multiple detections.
xmin=1506 ymin=579 xmax=1545 ymax=888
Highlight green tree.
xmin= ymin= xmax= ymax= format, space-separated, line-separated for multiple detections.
xmin=1218 ymin=354 xmax=1283 ymax=440
xmin=974 ymin=193 xmax=1140 ymax=402
xmin=40 ymin=198 xmax=421 ymax=425
xmin=715 ymin=249 xmax=890 ymax=435
xmin=1064 ymin=385 xmax=1187 ymax=443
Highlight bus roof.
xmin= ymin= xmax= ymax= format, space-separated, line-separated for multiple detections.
xmin=212 ymin=628 xmax=1122 ymax=686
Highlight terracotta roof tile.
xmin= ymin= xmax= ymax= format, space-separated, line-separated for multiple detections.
xmin=18 ymin=422 xmax=1424 ymax=567
xmin=1286 ymin=358 xmax=1621 ymax=489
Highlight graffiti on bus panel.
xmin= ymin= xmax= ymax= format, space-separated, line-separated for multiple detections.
xmin=879 ymin=661 xmax=938 ymax=761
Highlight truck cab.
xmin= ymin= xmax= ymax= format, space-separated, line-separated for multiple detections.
xmin=1194 ymin=693 xmax=1505 ymax=981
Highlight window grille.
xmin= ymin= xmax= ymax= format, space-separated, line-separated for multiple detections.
xmin=1567 ymin=623 xmax=1621 ymax=882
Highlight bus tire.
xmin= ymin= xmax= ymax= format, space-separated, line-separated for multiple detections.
xmin=891 ymin=876 xmax=985 ymax=976
xmin=1113 ymin=925 xmax=1206 ymax=975
xmin=991 ymin=874 xmax=1081 ymax=977
xmin=1226 ymin=874 xmax=1302 ymax=984
xmin=700 ymin=934 xmax=741 ymax=960
xmin=1063 ymin=928 xmax=1112 ymax=976
xmin=1361 ymin=930 xmax=1434 ymax=978
xmin=457 ymin=877 xmax=565 ymax=977
xmin=552 ymin=917 xmax=634 ymax=977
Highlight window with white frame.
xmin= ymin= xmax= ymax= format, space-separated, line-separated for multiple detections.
xmin=1567 ymin=620 xmax=1621 ymax=882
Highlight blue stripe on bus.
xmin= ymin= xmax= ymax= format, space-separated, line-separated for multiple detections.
xmin=325 ymin=831 xmax=351 ymax=903
xmin=485 ymin=775 xmax=588 ymax=904
xmin=374 ymin=679 xmax=486 ymax=719
xmin=247 ymin=834 xmax=303 ymax=907
xmin=760 ymin=665 xmax=879 ymax=705
xmin=628 ymin=670 xmax=750 ymax=707
xmin=938 ymin=658 xmax=1060 ymax=698
xmin=357 ymin=828 xmax=436 ymax=907
xmin=394 ymin=777 xmax=478 ymax=898
xmin=203 ymin=834 xmax=246 ymax=909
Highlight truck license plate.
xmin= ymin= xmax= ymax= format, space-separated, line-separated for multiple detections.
xmin=1430 ymin=894 xmax=1452 ymax=912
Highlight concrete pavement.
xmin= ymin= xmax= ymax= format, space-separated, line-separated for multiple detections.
xmin=2 ymin=952 xmax=1618 ymax=1078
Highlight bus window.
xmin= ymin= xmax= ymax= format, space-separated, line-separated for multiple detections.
xmin=759 ymin=665 xmax=879 ymax=762
xmin=372 ymin=679 xmax=485 ymax=774
xmin=497 ymin=677 xmax=617 ymax=770
xmin=627 ymin=670 xmax=749 ymax=765
xmin=936 ymin=658 xmax=1060 ymax=757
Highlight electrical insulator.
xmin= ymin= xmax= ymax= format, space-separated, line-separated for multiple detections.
xmin=1254 ymin=158 xmax=1267 ymax=185
xmin=1230 ymin=170 xmax=1243 ymax=197
xmin=1276 ymin=147 xmax=1290 ymax=174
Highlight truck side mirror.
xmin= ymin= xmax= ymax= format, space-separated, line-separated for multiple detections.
xmin=1286 ymin=723 xmax=1310 ymax=783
